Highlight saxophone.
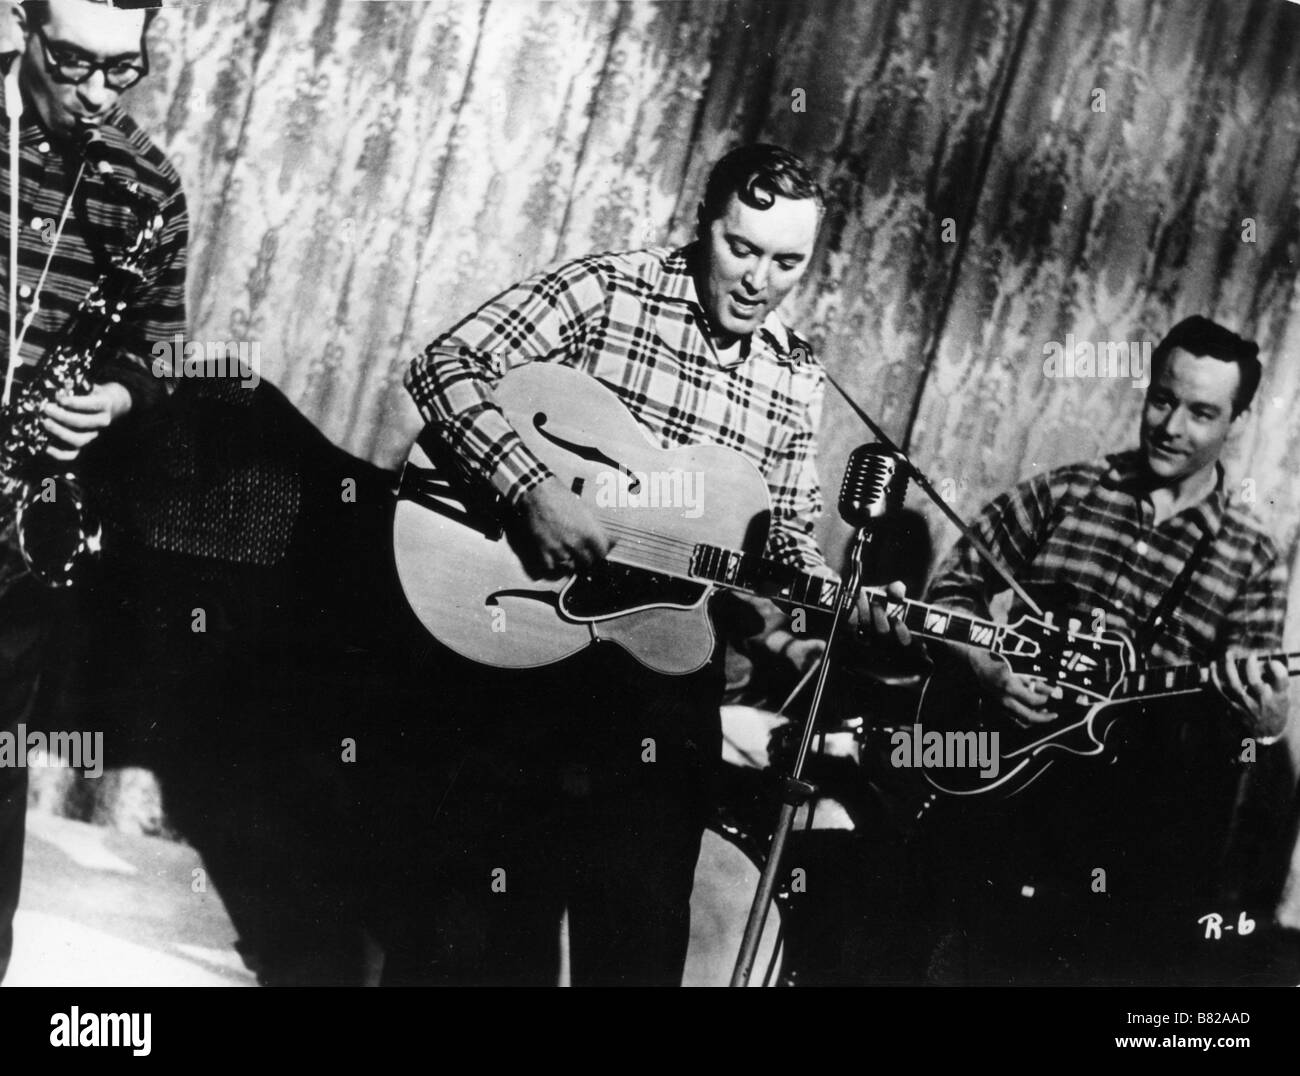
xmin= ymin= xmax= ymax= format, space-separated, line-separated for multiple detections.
xmin=0 ymin=133 xmax=165 ymax=588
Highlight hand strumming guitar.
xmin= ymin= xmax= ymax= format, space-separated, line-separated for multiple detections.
xmin=518 ymin=474 xmax=614 ymax=576
xmin=959 ymin=647 xmax=1059 ymax=727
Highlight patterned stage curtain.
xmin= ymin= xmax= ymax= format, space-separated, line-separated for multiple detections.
xmin=11 ymin=0 xmax=1300 ymax=926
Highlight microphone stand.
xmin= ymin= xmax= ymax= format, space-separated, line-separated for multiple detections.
xmin=729 ymin=525 xmax=871 ymax=987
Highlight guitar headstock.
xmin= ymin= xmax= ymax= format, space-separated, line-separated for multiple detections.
xmin=1003 ymin=614 xmax=1133 ymax=700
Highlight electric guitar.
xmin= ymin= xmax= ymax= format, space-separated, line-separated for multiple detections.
xmin=391 ymin=364 xmax=1124 ymax=684
xmin=915 ymin=633 xmax=1300 ymax=798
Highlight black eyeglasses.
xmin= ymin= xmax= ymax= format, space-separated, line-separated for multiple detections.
xmin=32 ymin=24 xmax=149 ymax=92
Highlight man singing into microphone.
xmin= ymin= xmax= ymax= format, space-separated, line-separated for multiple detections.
xmin=392 ymin=143 xmax=831 ymax=985
xmin=0 ymin=0 xmax=187 ymax=982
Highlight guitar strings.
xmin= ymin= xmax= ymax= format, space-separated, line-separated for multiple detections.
xmin=599 ymin=519 xmax=697 ymax=550
xmin=600 ymin=526 xmax=693 ymax=556
xmin=576 ymin=517 xmax=845 ymax=601
xmin=595 ymin=517 xmax=843 ymax=598
xmin=596 ymin=519 xmax=777 ymax=582
xmin=598 ymin=522 xmax=699 ymax=566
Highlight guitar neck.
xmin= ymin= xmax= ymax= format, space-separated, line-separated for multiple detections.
xmin=688 ymin=544 xmax=1009 ymax=653
xmin=1121 ymin=651 xmax=1300 ymax=702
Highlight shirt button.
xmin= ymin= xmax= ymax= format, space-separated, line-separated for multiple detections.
xmin=17 ymin=284 xmax=32 ymax=299
xmin=37 ymin=141 xmax=50 ymax=154
xmin=1135 ymin=540 xmax=1149 ymax=556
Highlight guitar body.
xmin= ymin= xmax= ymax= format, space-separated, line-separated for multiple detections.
xmin=914 ymin=625 xmax=1136 ymax=798
xmin=393 ymin=363 xmax=773 ymax=674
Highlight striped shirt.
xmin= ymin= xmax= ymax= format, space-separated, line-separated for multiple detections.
xmin=1 ymin=60 xmax=188 ymax=419
xmin=405 ymin=244 xmax=827 ymax=571
xmin=927 ymin=450 xmax=1287 ymax=667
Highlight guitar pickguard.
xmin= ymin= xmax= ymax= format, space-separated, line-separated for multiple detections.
xmin=1000 ymin=620 xmax=1132 ymax=702
xmin=559 ymin=562 xmax=708 ymax=620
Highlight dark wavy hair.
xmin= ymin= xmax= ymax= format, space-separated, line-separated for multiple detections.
xmin=1151 ymin=316 xmax=1262 ymax=418
xmin=21 ymin=1 xmax=159 ymax=31
xmin=696 ymin=143 xmax=823 ymax=243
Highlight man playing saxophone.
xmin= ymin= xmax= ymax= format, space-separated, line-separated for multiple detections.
xmin=0 ymin=0 xmax=187 ymax=982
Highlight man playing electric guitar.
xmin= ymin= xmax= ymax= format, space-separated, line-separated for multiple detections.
xmin=391 ymin=144 xmax=834 ymax=986
xmin=903 ymin=317 xmax=1291 ymax=984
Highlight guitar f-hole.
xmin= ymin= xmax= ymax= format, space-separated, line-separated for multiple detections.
xmin=533 ymin=412 xmax=641 ymax=493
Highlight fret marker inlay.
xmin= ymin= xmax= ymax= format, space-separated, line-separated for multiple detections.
xmin=924 ymin=610 xmax=949 ymax=633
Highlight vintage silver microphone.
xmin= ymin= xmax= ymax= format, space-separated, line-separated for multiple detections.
xmin=838 ymin=443 xmax=909 ymax=529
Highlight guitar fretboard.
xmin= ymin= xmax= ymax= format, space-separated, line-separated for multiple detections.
xmin=688 ymin=544 xmax=1019 ymax=653
xmin=1121 ymin=651 xmax=1300 ymax=700
xmin=687 ymin=545 xmax=839 ymax=610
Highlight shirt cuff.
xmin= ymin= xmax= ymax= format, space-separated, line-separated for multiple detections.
xmin=489 ymin=440 xmax=554 ymax=508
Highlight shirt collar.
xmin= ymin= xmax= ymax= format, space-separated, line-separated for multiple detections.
xmin=1104 ymin=448 xmax=1226 ymax=533
xmin=655 ymin=242 xmax=802 ymax=365
xmin=759 ymin=311 xmax=791 ymax=352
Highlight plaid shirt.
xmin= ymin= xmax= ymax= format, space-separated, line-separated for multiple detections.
xmin=927 ymin=450 xmax=1287 ymax=667
xmin=1 ymin=61 xmax=188 ymax=417
xmin=406 ymin=244 xmax=827 ymax=571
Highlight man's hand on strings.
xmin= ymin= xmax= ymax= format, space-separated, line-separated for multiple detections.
xmin=42 ymin=382 xmax=132 ymax=461
xmin=964 ymin=648 xmax=1058 ymax=727
xmin=1211 ymin=649 xmax=1290 ymax=741
xmin=519 ymin=474 xmax=613 ymax=576
xmin=853 ymin=580 xmax=931 ymax=683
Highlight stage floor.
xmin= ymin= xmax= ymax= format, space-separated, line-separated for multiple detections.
xmin=4 ymin=812 xmax=255 ymax=988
